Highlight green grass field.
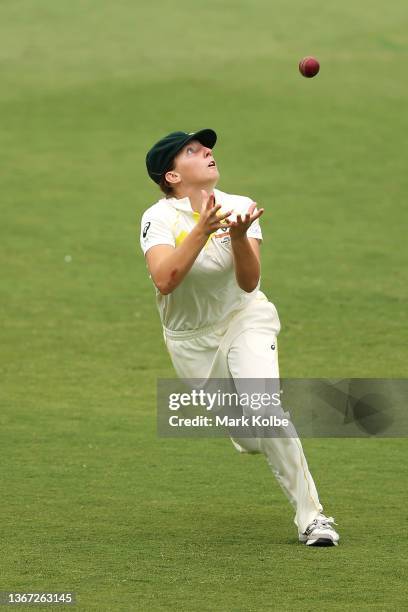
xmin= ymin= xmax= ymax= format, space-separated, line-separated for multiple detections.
xmin=1 ymin=1 xmax=408 ymax=610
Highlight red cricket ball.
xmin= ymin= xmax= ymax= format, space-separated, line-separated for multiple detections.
xmin=299 ymin=56 xmax=320 ymax=78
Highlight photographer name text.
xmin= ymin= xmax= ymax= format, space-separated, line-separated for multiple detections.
xmin=168 ymin=414 xmax=289 ymax=427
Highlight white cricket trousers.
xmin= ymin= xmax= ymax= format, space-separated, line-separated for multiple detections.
xmin=163 ymin=294 xmax=323 ymax=533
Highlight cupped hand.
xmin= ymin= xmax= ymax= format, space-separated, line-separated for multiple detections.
xmin=226 ymin=202 xmax=264 ymax=240
xmin=197 ymin=190 xmax=233 ymax=236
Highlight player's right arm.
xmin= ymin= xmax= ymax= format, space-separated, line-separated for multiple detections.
xmin=142 ymin=191 xmax=231 ymax=295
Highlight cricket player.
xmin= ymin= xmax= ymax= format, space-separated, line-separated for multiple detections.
xmin=140 ymin=129 xmax=340 ymax=546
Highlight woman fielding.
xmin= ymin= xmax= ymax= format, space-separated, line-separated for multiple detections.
xmin=140 ymin=128 xmax=339 ymax=546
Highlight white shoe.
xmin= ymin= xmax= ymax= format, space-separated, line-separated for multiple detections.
xmin=299 ymin=514 xmax=339 ymax=546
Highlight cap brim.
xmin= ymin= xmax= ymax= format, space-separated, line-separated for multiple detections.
xmin=187 ymin=128 xmax=217 ymax=149
xmin=163 ymin=128 xmax=217 ymax=176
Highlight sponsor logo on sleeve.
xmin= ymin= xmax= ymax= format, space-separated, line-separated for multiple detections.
xmin=142 ymin=221 xmax=151 ymax=238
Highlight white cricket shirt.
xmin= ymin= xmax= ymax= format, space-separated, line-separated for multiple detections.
xmin=139 ymin=188 xmax=266 ymax=333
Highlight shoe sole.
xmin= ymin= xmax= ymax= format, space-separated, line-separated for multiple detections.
xmin=306 ymin=537 xmax=338 ymax=547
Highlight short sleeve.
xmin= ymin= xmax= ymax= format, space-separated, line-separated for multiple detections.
xmin=247 ymin=215 xmax=263 ymax=242
xmin=245 ymin=199 xmax=263 ymax=242
xmin=140 ymin=210 xmax=176 ymax=255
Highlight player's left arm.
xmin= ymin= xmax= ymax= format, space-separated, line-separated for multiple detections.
xmin=228 ymin=203 xmax=264 ymax=292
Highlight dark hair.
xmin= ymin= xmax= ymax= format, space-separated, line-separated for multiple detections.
xmin=159 ymin=159 xmax=176 ymax=198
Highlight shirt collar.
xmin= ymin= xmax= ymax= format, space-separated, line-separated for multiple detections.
xmin=168 ymin=196 xmax=194 ymax=213
xmin=167 ymin=189 xmax=222 ymax=213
